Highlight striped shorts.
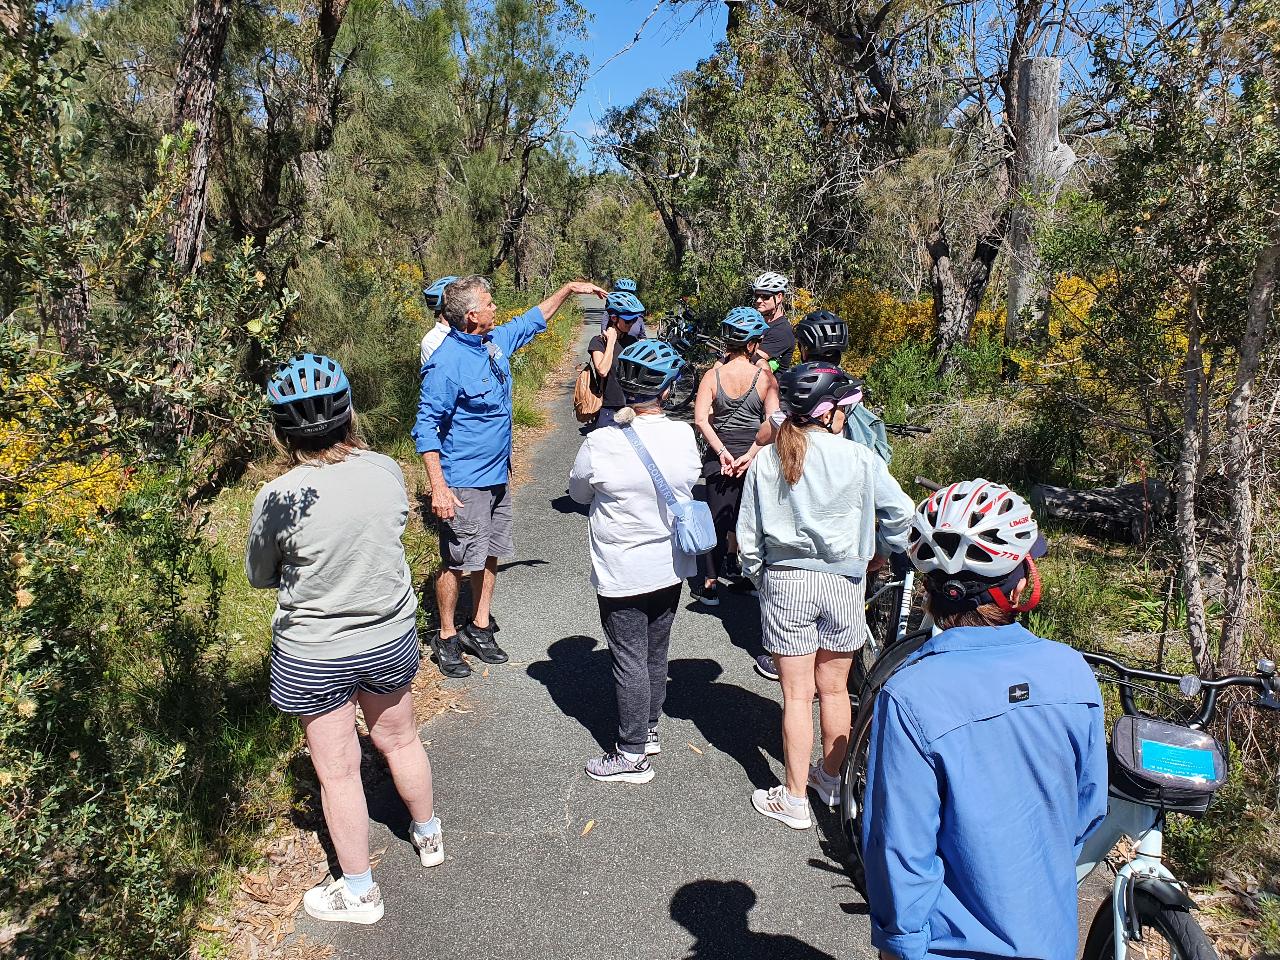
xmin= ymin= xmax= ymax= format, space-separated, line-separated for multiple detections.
xmin=759 ymin=567 xmax=868 ymax=657
xmin=269 ymin=626 xmax=421 ymax=717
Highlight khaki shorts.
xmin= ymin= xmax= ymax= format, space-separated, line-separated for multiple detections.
xmin=438 ymin=484 xmax=514 ymax=572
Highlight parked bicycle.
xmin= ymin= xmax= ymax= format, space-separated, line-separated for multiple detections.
xmin=838 ymin=609 xmax=1279 ymax=960
xmin=654 ymin=304 xmax=723 ymax=411
xmin=855 ymin=473 xmax=937 ymax=693
xmin=1074 ymin=651 xmax=1278 ymax=960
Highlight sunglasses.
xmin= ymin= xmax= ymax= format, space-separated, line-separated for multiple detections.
xmin=752 ymin=291 xmax=778 ymax=300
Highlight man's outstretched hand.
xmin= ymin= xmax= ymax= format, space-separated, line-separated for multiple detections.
xmin=566 ymin=281 xmax=608 ymax=299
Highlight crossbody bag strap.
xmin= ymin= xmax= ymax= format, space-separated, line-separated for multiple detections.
xmin=621 ymin=424 xmax=679 ymax=510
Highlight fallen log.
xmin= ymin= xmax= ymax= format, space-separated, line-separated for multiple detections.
xmin=1030 ymin=479 xmax=1168 ymax=543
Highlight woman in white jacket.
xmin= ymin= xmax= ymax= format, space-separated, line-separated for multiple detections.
xmin=569 ymin=339 xmax=700 ymax=784
xmin=736 ymin=362 xmax=914 ymax=829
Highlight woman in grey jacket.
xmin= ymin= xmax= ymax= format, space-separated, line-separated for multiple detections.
xmin=736 ymin=362 xmax=913 ymax=830
xmin=245 ymin=354 xmax=443 ymax=926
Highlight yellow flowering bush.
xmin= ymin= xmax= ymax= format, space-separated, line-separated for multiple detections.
xmin=0 ymin=371 xmax=137 ymax=531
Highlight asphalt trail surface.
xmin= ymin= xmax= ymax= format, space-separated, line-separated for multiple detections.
xmin=297 ymin=298 xmax=874 ymax=959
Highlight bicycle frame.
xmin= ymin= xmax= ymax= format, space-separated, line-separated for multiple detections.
xmin=1076 ymin=797 xmax=1188 ymax=960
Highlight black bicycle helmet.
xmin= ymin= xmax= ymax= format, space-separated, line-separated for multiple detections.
xmin=796 ymin=310 xmax=848 ymax=360
xmin=777 ymin=361 xmax=847 ymax=420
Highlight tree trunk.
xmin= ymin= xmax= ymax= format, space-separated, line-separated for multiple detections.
xmin=169 ymin=0 xmax=233 ymax=274
xmin=1174 ymin=288 xmax=1212 ymax=675
xmin=927 ymin=187 xmax=1012 ymax=376
xmin=1219 ymin=227 xmax=1280 ymax=672
xmin=1005 ymin=57 xmax=1076 ymax=345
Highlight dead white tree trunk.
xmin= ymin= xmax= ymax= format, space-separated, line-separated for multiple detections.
xmin=1219 ymin=225 xmax=1280 ymax=672
xmin=1006 ymin=57 xmax=1076 ymax=345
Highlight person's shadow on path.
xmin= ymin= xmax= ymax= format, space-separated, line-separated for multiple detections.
xmin=664 ymin=658 xmax=783 ymax=790
xmin=684 ymin=588 xmax=766 ymax=660
xmin=526 ymin=635 xmax=616 ymax=752
xmin=670 ymin=880 xmax=837 ymax=960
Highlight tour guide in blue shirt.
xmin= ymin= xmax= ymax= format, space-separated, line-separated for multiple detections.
xmin=863 ymin=479 xmax=1107 ymax=960
xmin=414 ymin=275 xmax=606 ymax=678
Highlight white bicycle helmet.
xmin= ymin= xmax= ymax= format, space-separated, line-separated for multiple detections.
xmin=909 ymin=479 xmax=1047 ymax=613
xmin=909 ymin=479 xmax=1045 ymax=579
xmin=751 ymin=271 xmax=789 ymax=294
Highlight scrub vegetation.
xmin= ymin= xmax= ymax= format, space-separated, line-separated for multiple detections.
xmin=2 ymin=0 xmax=1277 ymax=956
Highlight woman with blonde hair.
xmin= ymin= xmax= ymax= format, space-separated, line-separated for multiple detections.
xmin=246 ymin=353 xmax=443 ymax=925
xmin=736 ymin=361 xmax=913 ymax=828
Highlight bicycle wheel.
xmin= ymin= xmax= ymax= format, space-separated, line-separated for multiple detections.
xmin=840 ymin=627 xmax=934 ymax=896
xmin=667 ymin=365 xmax=698 ymax=411
xmin=1080 ymin=892 xmax=1217 ymax=960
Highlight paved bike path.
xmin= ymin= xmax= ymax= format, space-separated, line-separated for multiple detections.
xmin=297 ymin=300 xmax=874 ymax=959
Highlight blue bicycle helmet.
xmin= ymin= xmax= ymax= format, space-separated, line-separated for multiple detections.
xmin=614 ymin=338 xmax=684 ymax=401
xmin=721 ymin=306 xmax=769 ymax=348
xmin=605 ymin=291 xmax=646 ymax=317
xmin=423 ymin=275 xmax=458 ymax=313
xmin=613 ymin=277 xmax=638 ymax=293
xmin=267 ymin=353 xmax=353 ymax=437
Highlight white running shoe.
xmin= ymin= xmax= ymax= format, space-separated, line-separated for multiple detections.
xmin=586 ymin=750 xmax=655 ymax=784
xmin=411 ymin=826 xmax=445 ymax=868
xmin=645 ymin=728 xmax=661 ymax=756
xmin=303 ymin=878 xmax=384 ymax=925
xmin=808 ymin=762 xmax=840 ymax=808
xmin=751 ymin=785 xmax=812 ymax=829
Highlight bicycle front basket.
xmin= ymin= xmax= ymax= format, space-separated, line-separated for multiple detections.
xmin=1108 ymin=715 xmax=1226 ymax=817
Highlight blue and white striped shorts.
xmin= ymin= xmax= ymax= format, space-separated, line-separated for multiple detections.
xmin=269 ymin=626 xmax=421 ymax=716
xmin=760 ymin=567 xmax=867 ymax=657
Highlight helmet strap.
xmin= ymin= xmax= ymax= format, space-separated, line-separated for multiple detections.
xmin=988 ymin=557 xmax=1042 ymax=613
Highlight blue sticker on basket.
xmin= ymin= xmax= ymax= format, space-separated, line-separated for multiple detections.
xmin=1140 ymin=740 xmax=1217 ymax=781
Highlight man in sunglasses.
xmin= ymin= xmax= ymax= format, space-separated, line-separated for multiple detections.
xmin=750 ymin=271 xmax=795 ymax=373
xmin=414 ymin=275 xmax=608 ymax=678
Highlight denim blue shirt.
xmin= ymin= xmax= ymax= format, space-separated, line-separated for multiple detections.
xmin=863 ymin=623 xmax=1107 ymax=960
xmin=412 ymin=306 xmax=546 ymax=488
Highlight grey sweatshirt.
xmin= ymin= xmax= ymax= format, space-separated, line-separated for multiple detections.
xmin=245 ymin=449 xmax=418 ymax=659
xmin=736 ymin=429 xmax=914 ymax=584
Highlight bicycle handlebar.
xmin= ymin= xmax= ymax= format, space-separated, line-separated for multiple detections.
xmin=913 ymin=476 xmax=943 ymax=492
xmin=885 ymin=424 xmax=932 ymax=437
xmin=1082 ymin=650 xmax=1279 ymax=728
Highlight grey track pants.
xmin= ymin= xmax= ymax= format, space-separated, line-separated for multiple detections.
xmin=596 ymin=583 xmax=682 ymax=755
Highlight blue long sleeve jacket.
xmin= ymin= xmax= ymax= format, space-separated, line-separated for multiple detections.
xmin=412 ymin=306 xmax=546 ymax=488
xmin=862 ymin=623 xmax=1108 ymax=960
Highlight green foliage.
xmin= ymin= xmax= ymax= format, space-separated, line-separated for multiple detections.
xmin=1 ymin=13 xmax=296 ymax=957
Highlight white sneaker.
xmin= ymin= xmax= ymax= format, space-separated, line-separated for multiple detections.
xmin=645 ymin=728 xmax=661 ymax=756
xmin=303 ymin=878 xmax=384 ymax=925
xmin=807 ymin=762 xmax=840 ymax=808
xmin=751 ymin=785 xmax=812 ymax=829
xmin=412 ymin=826 xmax=445 ymax=868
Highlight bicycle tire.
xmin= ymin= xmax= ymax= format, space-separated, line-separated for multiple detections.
xmin=667 ymin=365 xmax=698 ymax=411
xmin=840 ymin=627 xmax=934 ymax=896
xmin=1080 ymin=892 xmax=1217 ymax=960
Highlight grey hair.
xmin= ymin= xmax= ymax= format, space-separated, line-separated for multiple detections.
xmin=442 ymin=275 xmax=492 ymax=329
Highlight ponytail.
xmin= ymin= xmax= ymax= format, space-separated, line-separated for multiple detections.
xmin=776 ymin=417 xmax=811 ymax=486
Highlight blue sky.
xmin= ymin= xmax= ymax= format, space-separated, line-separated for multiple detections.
xmin=564 ymin=2 xmax=728 ymax=165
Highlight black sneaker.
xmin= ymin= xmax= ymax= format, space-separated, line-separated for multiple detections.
xmin=429 ymin=632 xmax=472 ymax=678
xmin=459 ymin=620 xmax=509 ymax=664
xmin=697 ymin=582 xmax=720 ymax=607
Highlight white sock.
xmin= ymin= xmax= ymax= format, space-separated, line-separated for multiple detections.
xmin=620 ymin=749 xmax=644 ymax=762
xmin=343 ymin=868 xmax=373 ymax=896
xmin=784 ymin=788 xmax=806 ymax=807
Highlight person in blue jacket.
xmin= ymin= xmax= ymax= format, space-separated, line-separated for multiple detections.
xmin=413 ymin=275 xmax=606 ymax=678
xmin=863 ymin=479 xmax=1108 ymax=960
